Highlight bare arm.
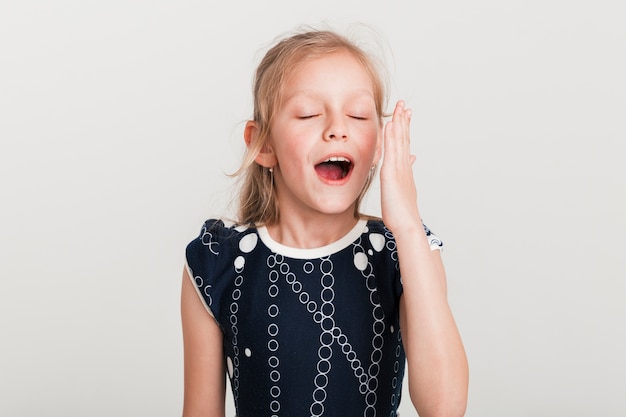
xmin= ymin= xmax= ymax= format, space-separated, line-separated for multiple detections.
xmin=181 ymin=267 xmax=226 ymax=417
xmin=397 ymin=231 xmax=468 ymax=417
xmin=380 ymin=101 xmax=468 ymax=417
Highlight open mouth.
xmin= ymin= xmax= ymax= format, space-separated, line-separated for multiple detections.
xmin=315 ymin=156 xmax=353 ymax=181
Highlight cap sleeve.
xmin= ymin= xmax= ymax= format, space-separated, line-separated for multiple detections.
xmin=422 ymin=221 xmax=443 ymax=251
xmin=185 ymin=219 xmax=231 ymax=324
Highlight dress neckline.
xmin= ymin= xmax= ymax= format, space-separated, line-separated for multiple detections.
xmin=256 ymin=219 xmax=368 ymax=259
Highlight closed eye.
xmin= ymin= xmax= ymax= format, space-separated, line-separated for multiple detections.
xmin=349 ymin=115 xmax=368 ymax=120
xmin=298 ymin=114 xmax=320 ymax=119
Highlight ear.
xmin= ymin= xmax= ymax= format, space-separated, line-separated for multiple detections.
xmin=244 ymin=120 xmax=277 ymax=168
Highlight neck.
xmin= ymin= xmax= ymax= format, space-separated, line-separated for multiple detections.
xmin=265 ymin=210 xmax=360 ymax=249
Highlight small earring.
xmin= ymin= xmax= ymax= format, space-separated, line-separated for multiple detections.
xmin=269 ymin=167 xmax=273 ymax=173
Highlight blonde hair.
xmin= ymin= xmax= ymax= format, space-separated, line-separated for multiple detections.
xmin=235 ymin=27 xmax=389 ymax=226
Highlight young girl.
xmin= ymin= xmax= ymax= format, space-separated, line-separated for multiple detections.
xmin=181 ymin=28 xmax=468 ymax=417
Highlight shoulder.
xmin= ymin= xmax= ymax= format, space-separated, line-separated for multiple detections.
xmin=365 ymin=217 xmax=443 ymax=251
xmin=184 ymin=219 xmax=258 ymax=324
xmin=363 ymin=218 xmax=393 ymax=237
xmin=185 ymin=219 xmax=262 ymax=269
xmin=199 ymin=218 xmax=254 ymax=240
xmin=188 ymin=219 xmax=256 ymax=249
xmin=359 ymin=218 xmax=398 ymax=262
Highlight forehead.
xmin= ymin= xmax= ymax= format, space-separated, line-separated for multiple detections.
xmin=281 ymin=51 xmax=375 ymax=101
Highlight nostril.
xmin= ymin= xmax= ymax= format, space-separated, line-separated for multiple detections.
xmin=325 ymin=132 xmax=347 ymax=141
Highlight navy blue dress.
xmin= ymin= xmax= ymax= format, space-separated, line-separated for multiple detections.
xmin=185 ymin=218 xmax=442 ymax=417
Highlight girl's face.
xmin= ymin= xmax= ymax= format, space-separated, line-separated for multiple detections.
xmin=267 ymin=51 xmax=382 ymax=220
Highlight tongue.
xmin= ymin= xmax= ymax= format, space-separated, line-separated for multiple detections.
xmin=315 ymin=163 xmax=344 ymax=180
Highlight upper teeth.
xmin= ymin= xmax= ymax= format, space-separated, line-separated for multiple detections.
xmin=325 ymin=156 xmax=350 ymax=163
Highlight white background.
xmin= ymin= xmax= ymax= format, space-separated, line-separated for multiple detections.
xmin=1 ymin=1 xmax=625 ymax=416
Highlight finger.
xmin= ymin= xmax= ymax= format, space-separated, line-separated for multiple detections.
xmin=392 ymin=101 xmax=408 ymax=129
xmin=393 ymin=100 xmax=410 ymax=118
xmin=383 ymin=100 xmax=414 ymax=165
xmin=391 ymin=101 xmax=411 ymax=139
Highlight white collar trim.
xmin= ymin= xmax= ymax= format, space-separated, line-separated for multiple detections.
xmin=257 ymin=219 xmax=368 ymax=259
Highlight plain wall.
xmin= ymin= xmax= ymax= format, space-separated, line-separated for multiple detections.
xmin=1 ymin=1 xmax=625 ymax=416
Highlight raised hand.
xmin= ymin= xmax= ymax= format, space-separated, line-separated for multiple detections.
xmin=379 ymin=100 xmax=421 ymax=234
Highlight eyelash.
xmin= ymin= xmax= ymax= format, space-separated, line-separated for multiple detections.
xmin=298 ymin=115 xmax=367 ymax=120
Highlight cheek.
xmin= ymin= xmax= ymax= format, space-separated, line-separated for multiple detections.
xmin=271 ymin=122 xmax=314 ymax=146
xmin=355 ymin=124 xmax=380 ymax=154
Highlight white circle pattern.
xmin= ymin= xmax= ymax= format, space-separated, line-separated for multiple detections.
xmin=194 ymin=222 xmax=407 ymax=416
xmin=266 ymin=246 xmax=399 ymax=417
xmin=352 ymin=236 xmax=387 ymax=417
xmin=229 ymin=271 xmax=243 ymax=408
xmin=199 ymin=225 xmax=219 ymax=255
xmin=266 ymin=253 xmax=282 ymax=414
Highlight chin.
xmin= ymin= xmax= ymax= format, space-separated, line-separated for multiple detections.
xmin=314 ymin=200 xmax=358 ymax=216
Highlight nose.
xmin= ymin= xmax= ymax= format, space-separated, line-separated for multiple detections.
xmin=323 ymin=114 xmax=348 ymax=141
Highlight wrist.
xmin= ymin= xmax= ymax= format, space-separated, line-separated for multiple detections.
xmin=388 ymin=218 xmax=424 ymax=241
